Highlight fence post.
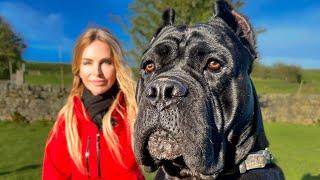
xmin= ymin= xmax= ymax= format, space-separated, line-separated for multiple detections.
xmin=59 ymin=46 xmax=64 ymax=89
xmin=9 ymin=60 xmax=12 ymax=84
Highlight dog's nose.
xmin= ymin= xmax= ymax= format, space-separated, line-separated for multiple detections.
xmin=146 ymin=78 xmax=188 ymax=110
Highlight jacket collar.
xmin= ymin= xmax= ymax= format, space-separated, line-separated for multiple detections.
xmin=72 ymin=91 xmax=126 ymax=130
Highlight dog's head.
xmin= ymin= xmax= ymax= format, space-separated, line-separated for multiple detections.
xmin=134 ymin=0 xmax=268 ymax=179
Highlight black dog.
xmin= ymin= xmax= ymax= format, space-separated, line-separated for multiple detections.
xmin=134 ymin=0 xmax=284 ymax=179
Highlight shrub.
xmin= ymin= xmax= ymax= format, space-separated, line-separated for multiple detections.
xmin=252 ymin=62 xmax=303 ymax=83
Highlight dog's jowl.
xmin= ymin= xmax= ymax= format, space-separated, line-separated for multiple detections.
xmin=134 ymin=0 xmax=284 ymax=179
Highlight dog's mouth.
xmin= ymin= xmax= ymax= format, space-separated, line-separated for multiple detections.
xmin=143 ymin=130 xmax=186 ymax=176
xmin=147 ymin=130 xmax=182 ymax=160
xmin=143 ymin=130 xmax=219 ymax=179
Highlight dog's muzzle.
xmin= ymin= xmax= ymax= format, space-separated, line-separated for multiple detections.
xmin=147 ymin=130 xmax=182 ymax=160
xmin=145 ymin=78 xmax=188 ymax=111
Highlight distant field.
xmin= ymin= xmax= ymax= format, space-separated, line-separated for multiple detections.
xmin=25 ymin=72 xmax=73 ymax=87
xmin=253 ymin=69 xmax=320 ymax=94
xmin=26 ymin=62 xmax=71 ymax=73
xmin=0 ymin=121 xmax=319 ymax=180
xmin=24 ymin=61 xmax=320 ymax=94
xmin=25 ymin=62 xmax=73 ymax=86
xmin=253 ymin=78 xmax=301 ymax=94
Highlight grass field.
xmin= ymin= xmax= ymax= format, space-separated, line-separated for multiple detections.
xmin=0 ymin=121 xmax=319 ymax=180
xmin=0 ymin=121 xmax=52 ymax=179
xmin=25 ymin=62 xmax=73 ymax=86
xmin=264 ymin=123 xmax=320 ymax=180
xmin=25 ymin=72 xmax=73 ymax=87
xmin=253 ymin=70 xmax=320 ymax=94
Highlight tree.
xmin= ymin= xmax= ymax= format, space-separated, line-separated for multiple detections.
xmin=0 ymin=16 xmax=26 ymax=79
xmin=128 ymin=0 xmax=245 ymax=65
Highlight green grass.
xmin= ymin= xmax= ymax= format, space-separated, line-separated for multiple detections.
xmin=26 ymin=62 xmax=71 ymax=73
xmin=25 ymin=72 xmax=73 ymax=86
xmin=253 ymin=78 xmax=300 ymax=94
xmin=253 ymin=69 xmax=320 ymax=94
xmin=302 ymin=69 xmax=320 ymax=84
xmin=0 ymin=121 xmax=53 ymax=179
xmin=301 ymin=69 xmax=320 ymax=93
xmin=25 ymin=62 xmax=73 ymax=86
xmin=0 ymin=121 xmax=319 ymax=179
xmin=264 ymin=122 xmax=320 ymax=180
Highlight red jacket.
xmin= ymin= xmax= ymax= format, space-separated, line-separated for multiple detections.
xmin=42 ymin=94 xmax=144 ymax=180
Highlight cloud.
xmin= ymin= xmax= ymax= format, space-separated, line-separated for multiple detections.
xmin=0 ymin=2 xmax=73 ymax=54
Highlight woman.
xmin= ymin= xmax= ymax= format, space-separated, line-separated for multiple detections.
xmin=42 ymin=28 xmax=144 ymax=180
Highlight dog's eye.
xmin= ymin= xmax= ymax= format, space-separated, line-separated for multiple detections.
xmin=207 ymin=59 xmax=222 ymax=72
xmin=144 ymin=62 xmax=156 ymax=73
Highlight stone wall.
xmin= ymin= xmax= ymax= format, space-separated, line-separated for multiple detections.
xmin=0 ymin=82 xmax=319 ymax=124
xmin=0 ymin=83 xmax=68 ymax=122
xmin=259 ymin=94 xmax=320 ymax=124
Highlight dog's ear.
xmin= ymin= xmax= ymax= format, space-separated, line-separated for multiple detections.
xmin=150 ymin=8 xmax=176 ymax=44
xmin=162 ymin=8 xmax=175 ymax=26
xmin=209 ymin=0 xmax=257 ymax=61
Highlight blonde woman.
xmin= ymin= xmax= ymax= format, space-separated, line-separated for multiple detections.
xmin=42 ymin=28 xmax=144 ymax=180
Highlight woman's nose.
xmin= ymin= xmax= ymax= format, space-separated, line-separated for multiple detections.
xmin=92 ymin=64 xmax=102 ymax=76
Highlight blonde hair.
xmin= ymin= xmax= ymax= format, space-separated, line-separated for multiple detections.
xmin=47 ymin=28 xmax=137 ymax=173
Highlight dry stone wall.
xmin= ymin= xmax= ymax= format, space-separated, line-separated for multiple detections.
xmin=0 ymin=82 xmax=319 ymax=124
xmin=0 ymin=83 xmax=68 ymax=121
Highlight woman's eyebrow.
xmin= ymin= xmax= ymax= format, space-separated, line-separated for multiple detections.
xmin=82 ymin=58 xmax=93 ymax=62
xmin=100 ymin=57 xmax=112 ymax=61
xmin=82 ymin=57 xmax=112 ymax=61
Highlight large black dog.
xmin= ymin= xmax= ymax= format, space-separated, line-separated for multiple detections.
xmin=134 ymin=0 xmax=284 ymax=179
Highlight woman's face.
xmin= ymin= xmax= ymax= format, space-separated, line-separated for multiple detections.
xmin=79 ymin=40 xmax=116 ymax=96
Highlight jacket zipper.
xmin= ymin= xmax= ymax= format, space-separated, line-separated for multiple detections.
xmin=96 ymin=133 xmax=101 ymax=178
xmin=85 ymin=136 xmax=91 ymax=178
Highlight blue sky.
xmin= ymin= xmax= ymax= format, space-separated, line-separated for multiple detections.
xmin=0 ymin=0 xmax=319 ymax=69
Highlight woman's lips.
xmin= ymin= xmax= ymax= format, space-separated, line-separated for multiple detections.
xmin=90 ymin=80 xmax=106 ymax=86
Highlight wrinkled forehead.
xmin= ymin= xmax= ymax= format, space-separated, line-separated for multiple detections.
xmin=149 ymin=21 xmax=236 ymax=51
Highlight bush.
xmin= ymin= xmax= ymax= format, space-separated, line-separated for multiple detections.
xmin=252 ymin=62 xmax=303 ymax=83
xmin=0 ymin=66 xmax=9 ymax=79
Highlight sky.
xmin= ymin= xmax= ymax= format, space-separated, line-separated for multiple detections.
xmin=0 ymin=0 xmax=319 ymax=69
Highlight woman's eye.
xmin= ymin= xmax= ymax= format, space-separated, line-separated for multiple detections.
xmin=103 ymin=59 xmax=112 ymax=64
xmin=144 ymin=62 xmax=155 ymax=73
xmin=82 ymin=61 xmax=91 ymax=65
xmin=207 ymin=59 xmax=222 ymax=72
